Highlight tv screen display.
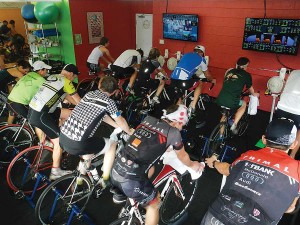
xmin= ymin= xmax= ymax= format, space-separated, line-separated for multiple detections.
xmin=163 ymin=13 xmax=198 ymax=42
xmin=242 ymin=18 xmax=300 ymax=55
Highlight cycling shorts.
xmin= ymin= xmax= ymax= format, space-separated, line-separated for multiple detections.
xmin=275 ymin=109 xmax=300 ymax=129
xmin=86 ymin=62 xmax=100 ymax=73
xmin=134 ymin=78 xmax=160 ymax=94
xmin=111 ymin=169 xmax=157 ymax=207
xmin=28 ymin=108 xmax=61 ymax=139
xmin=110 ymin=65 xmax=135 ymax=79
xmin=170 ymin=78 xmax=200 ymax=91
xmin=59 ymin=133 xmax=106 ymax=155
xmin=7 ymin=100 xmax=28 ymax=118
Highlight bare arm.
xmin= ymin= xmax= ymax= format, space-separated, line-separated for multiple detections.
xmin=101 ymin=47 xmax=115 ymax=63
xmin=65 ymin=93 xmax=81 ymax=105
xmin=285 ymin=197 xmax=299 ymax=213
xmin=205 ymin=155 xmax=230 ymax=176
xmin=204 ymin=70 xmax=216 ymax=84
xmin=102 ymin=115 xmax=119 ymax=128
xmin=113 ymin=115 xmax=133 ymax=135
xmin=248 ymin=86 xmax=260 ymax=97
xmin=176 ymin=146 xmax=201 ymax=171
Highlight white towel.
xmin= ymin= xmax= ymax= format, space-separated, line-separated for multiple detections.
xmin=248 ymin=95 xmax=259 ymax=115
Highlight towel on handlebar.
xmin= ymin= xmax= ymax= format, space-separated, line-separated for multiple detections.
xmin=248 ymin=95 xmax=259 ymax=115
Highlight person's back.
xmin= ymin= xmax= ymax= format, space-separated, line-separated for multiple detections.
xmin=0 ymin=68 xmax=15 ymax=93
xmin=202 ymin=118 xmax=300 ymax=225
xmin=216 ymin=67 xmax=252 ymax=109
xmin=113 ymin=49 xmax=141 ymax=68
xmin=171 ymin=52 xmax=207 ymax=80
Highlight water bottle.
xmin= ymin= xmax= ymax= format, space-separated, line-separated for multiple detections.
xmin=89 ymin=166 xmax=100 ymax=181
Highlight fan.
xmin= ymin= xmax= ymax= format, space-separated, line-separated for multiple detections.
xmin=167 ymin=57 xmax=178 ymax=70
xmin=267 ymin=76 xmax=284 ymax=94
xmin=157 ymin=55 xmax=165 ymax=67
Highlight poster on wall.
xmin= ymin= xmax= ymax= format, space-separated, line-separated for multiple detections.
xmin=87 ymin=12 xmax=104 ymax=44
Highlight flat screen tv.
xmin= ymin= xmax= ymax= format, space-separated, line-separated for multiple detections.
xmin=242 ymin=18 xmax=300 ymax=55
xmin=163 ymin=13 xmax=198 ymax=42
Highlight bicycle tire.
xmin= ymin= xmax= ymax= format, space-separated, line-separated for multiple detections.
xmin=109 ymin=216 xmax=142 ymax=225
xmin=35 ymin=173 xmax=92 ymax=225
xmin=0 ymin=125 xmax=34 ymax=165
xmin=6 ymin=145 xmax=53 ymax=194
xmin=160 ymin=172 xmax=198 ymax=224
xmin=237 ymin=113 xmax=249 ymax=136
xmin=76 ymin=77 xmax=99 ymax=98
xmin=206 ymin=122 xmax=228 ymax=158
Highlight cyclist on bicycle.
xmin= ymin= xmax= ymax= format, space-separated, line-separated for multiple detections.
xmin=170 ymin=45 xmax=216 ymax=117
xmin=87 ymin=36 xmax=115 ymax=74
xmin=7 ymin=61 xmax=50 ymax=140
xmin=134 ymin=47 xmax=167 ymax=104
xmin=202 ymin=118 xmax=300 ymax=225
xmin=109 ymin=48 xmax=144 ymax=95
xmin=60 ymin=76 xmax=133 ymax=188
xmin=28 ymin=64 xmax=81 ymax=180
xmin=215 ymin=57 xmax=259 ymax=134
xmin=110 ymin=104 xmax=204 ymax=225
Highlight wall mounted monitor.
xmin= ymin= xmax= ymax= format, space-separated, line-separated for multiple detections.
xmin=242 ymin=18 xmax=300 ymax=55
xmin=163 ymin=13 xmax=198 ymax=42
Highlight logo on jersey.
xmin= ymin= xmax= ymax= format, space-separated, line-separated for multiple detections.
xmin=131 ymin=138 xmax=141 ymax=148
xmin=253 ymin=208 xmax=260 ymax=217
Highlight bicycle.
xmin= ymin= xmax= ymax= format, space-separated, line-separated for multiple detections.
xmin=34 ymin=130 xmax=128 ymax=225
xmin=110 ymin=149 xmax=204 ymax=225
xmin=205 ymin=90 xmax=252 ymax=159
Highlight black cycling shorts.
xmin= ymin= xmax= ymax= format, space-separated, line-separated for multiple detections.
xmin=275 ymin=109 xmax=300 ymax=129
xmin=111 ymin=169 xmax=157 ymax=207
xmin=59 ymin=133 xmax=106 ymax=155
xmin=170 ymin=78 xmax=200 ymax=91
xmin=27 ymin=108 xmax=61 ymax=139
xmin=86 ymin=62 xmax=100 ymax=73
xmin=110 ymin=65 xmax=135 ymax=79
xmin=7 ymin=101 xmax=29 ymax=118
xmin=134 ymin=78 xmax=160 ymax=94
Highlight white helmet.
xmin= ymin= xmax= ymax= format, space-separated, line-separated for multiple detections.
xmin=194 ymin=45 xmax=205 ymax=54
xmin=161 ymin=104 xmax=189 ymax=126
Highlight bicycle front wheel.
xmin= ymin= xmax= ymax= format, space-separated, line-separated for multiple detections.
xmin=206 ymin=122 xmax=228 ymax=158
xmin=109 ymin=216 xmax=142 ymax=225
xmin=6 ymin=145 xmax=53 ymax=194
xmin=35 ymin=173 xmax=93 ymax=225
xmin=160 ymin=172 xmax=198 ymax=224
xmin=0 ymin=125 xmax=34 ymax=165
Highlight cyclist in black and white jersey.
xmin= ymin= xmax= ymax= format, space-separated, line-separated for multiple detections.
xmin=60 ymin=76 xmax=133 ymax=188
xmin=110 ymin=104 xmax=204 ymax=225
xmin=110 ymin=48 xmax=144 ymax=94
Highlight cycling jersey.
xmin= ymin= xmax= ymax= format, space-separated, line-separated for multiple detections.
xmin=171 ymin=52 xmax=207 ymax=80
xmin=202 ymin=148 xmax=300 ymax=225
xmin=136 ymin=58 xmax=161 ymax=82
xmin=113 ymin=49 xmax=141 ymax=68
xmin=113 ymin=116 xmax=183 ymax=180
xmin=60 ymin=89 xmax=120 ymax=141
xmin=216 ymin=68 xmax=252 ymax=109
xmin=8 ymin=72 xmax=45 ymax=105
xmin=29 ymin=74 xmax=76 ymax=113
xmin=277 ymin=70 xmax=300 ymax=116
xmin=87 ymin=45 xmax=104 ymax=64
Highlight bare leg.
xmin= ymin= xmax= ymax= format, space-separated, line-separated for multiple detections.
xmin=35 ymin=127 xmax=45 ymax=143
xmin=191 ymin=81 xmax=203 ymax=109
xmin=102 ymin=141 xmax=117 ymax=180
xmin=233 ymin=101 xmax=247 ymax=126
xmin=144 ymin=193 xmax=160 ymax=225
xmin=290 ymin=130 xmax=300 ymax=159
xmin=51 ymin=138 xmax=62 ymax=168
xmin=7 ymin=114 xmax=15 ymax=124
xmin=155 ymin=79 xmax=165 ymax=97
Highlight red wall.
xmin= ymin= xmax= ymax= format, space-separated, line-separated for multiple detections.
xmin=69 ymin=0 xmax=300 ymax=112
xmin=152 ymin=0 xmax=300 ymax=111
xmin=69 ymin=0 xmax=153 ymax=78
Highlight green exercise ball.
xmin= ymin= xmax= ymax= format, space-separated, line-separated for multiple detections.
xmin=34 ymin=2 xmax=60 ymax=24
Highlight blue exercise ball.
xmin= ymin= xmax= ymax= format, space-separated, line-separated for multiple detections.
xmin=21 ymin=4 xmax=38 ymax=23
xmin=34 ymin=2 xmax=60 ymax=24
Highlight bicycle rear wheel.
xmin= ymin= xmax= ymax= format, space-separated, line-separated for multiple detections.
xmin=109 ymin=216 xmax=142 ymax=225
xmin=76 ymin=77 xmax=99 ymax=98
xmin=6 ymin=145 xmax=53 ymax=194
xmin=160 ymin=172 xmax=198 ymax=224
xmin=0 ymin=125 xmax=34 ymax=166
xmin=35 ymin=173 xmax=93 ymax=225
xmin=206 ymin=122 xmax=228 ymax=158
xmin=126 ymin=97 xmax=149 ymax=128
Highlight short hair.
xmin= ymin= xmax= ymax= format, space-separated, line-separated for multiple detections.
xmin=2 ymin=20 xmax=8 ymax=24
xmin=17 ymin=59 xmax=31 ymax=69
xmin=9 ymin=20 xmax=15 ymax=25
xmin=265 ymin=140 xmax=290 ymax=151
xmin=99 ymin=37 xmax=109 ymax=46
xmin=99 ymin=76 xmax=118 ymax=93
xmin=148 ymin=48 xmax=160 ymax=60
xmin=236 ymin=57 xmax=250 ymax=69
xmin=136 ymin=48 xmax=144 ymax=58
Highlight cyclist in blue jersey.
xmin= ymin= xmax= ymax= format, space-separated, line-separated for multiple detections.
xmin=203 ymin=118 xmax=300 ymax=225
xmin=170 ymin=45 xmax=216 ymax=117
